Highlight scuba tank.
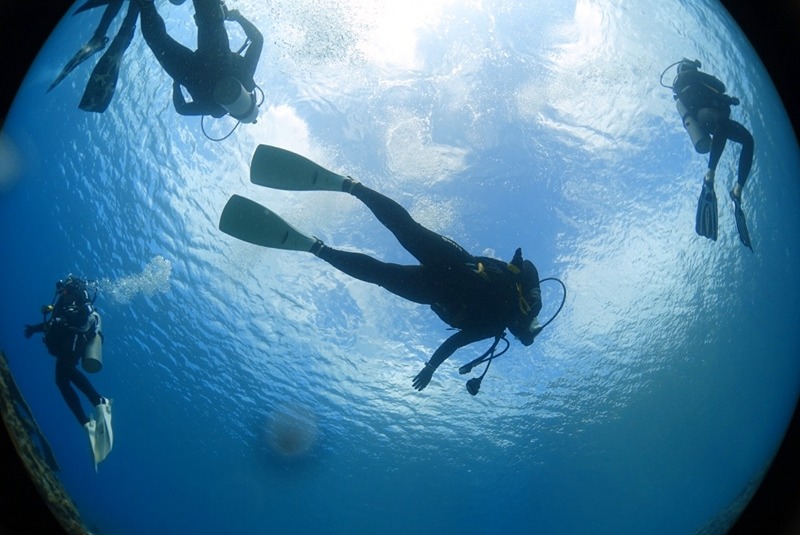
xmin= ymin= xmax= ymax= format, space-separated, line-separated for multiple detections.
xmin=675 ymin=98 xmax=711 ymax=154
xmin=662 ymin=58 xmax=711 ymax=154
xmin=82 ymin=311 xmax=103 ymax=373
xmin=213 ymin=76 xmax=258 ymax=124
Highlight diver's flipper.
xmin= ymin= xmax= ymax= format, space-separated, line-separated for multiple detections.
xmin=695 ymin=180 xmax=718 ymax=241
xmin=91 ymin=399 xmax=113 ymax=469
xmin=47 ymin=36 xmax=109 ymax=93
xmin=78 ymin=1 xmax=140 ymax=113
xmin=94 ymin=401 xmax=113 ymax=467
xmin=84 ymin=419 xmax=98 ymax=468
xmin=730 ymin=191 xmax=753 ymax=252
xmin=219 ymin=194 xmax=318 ymax=252
xmin=74 ymin=0 xmax=117 ymax=14
xmin=84 ymin=399 xmax=113 ymax=470
xmin=250 ymin=145 xmax=348 ymax=192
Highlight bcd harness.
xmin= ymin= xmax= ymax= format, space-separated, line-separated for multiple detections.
xmin=468 ymin=258 xmax=533 ymax=314
xmin=431 ymin=258 xmax=527 ymax=329
xmin=42 ymin=277 xmax=98 ymax=346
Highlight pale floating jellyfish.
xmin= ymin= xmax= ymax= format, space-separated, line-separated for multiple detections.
xmin=264 ymin=404 xmax=318 ymax=459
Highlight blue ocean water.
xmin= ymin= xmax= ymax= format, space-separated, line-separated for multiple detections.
xmin=1 ymin=0 xmax=799 ymax=534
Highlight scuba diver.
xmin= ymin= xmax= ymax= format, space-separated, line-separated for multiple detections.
xmin=136 ymin=0 xmax=264 ymax=126
xmin=219 ymin=146 xmax=554 ymax=395
xmin=24 ymin=275 xmax=113 ymax=467
xmin=668 ymin=58 xmax=754 ymax=251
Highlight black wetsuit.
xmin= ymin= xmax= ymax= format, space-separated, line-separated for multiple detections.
xmin=25 ymin=290 xmax=101 ymax=426
xmin=673 ymin=69 xmax=754 ymax=189
xmin=317 ymin=183 xmax=542 ymax=372
xmin=138 ymin=0 xmax=263 ymax=117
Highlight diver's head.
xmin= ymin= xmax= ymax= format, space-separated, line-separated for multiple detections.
xmin=677 ymin=58 xmax=701 ymax=74
xmin=508 ymin=314 xmax=542 ymax=346
xmin=213 ymin=76 xmax=259 ymax=124
xmin=56 ymin=274 xmax=76 ymax=293
xmin=509 ymin=322 xmax=539 ymax=346
xmin=507 ymin=249 xmax=543 ymax=346
xmin=509 ymin=250 xmax=542 ymax=312
xmin=56 ymin=274 xmax=87 ymax=299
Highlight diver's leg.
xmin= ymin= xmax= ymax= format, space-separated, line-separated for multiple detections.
xmin=69 ymin=369 xmax=102 ymax=407
xmin=697 ymin=107 xmax=724 ymax=183
xmin=706 ymin=131 xmax=728 ymax=184
xmin=70 ymin=338 xmax=102 ymax=406
xmin=725 ymin=120 xmax=754 ymax=197
xmin=139 ymin=1 xmax=195 ymax=80
xmin=55 ymin=353 xmax=91 ymax=426
xmin=193 ymin=0 xmax=230 ymax=59
xmin=349 ymin=183 xmax=473 ymax=268
xmin=93 ymin=0 xmax=125 ymax=40
xmin=316 ymin=247 xmax=438 ymax=304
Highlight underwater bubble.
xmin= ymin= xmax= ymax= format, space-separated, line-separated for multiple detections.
xmin=96 ymin=255 xmax=173 ymax=304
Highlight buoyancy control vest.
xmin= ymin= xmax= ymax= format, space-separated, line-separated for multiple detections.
xmin=42 ymin=276 xmax=98 ymax=356
xmin=430 ymin=249 xmax=541 ymax=330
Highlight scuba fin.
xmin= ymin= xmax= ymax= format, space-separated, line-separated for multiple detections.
xmin=78 ymin=1 xmax=139 ymax=113
xmin=47 ymin=36 xmax=109 ymax=93
xmin=74 ymin=0 xmax=117 ymax=14
xmin=219 ymin=194 xmax=318 ymax=252
xmin=730 ymin=191 xmax=753 ymax=252
xmin=250 ymin=145 xmax=349 ymax=192
xmin=695 ymin=180 xmax=718 ymax=241
xmin=85 ymin=398 xmax=113 ymax=470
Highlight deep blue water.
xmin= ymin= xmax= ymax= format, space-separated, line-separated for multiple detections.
xmin=1 ymin=0 xmax=799 ymax=534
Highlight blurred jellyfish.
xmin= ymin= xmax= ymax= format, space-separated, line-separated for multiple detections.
xmin=265 ymin=404 xmax=318 ymax=459
xmin=0 ymin=132 xmax=22 ymax=193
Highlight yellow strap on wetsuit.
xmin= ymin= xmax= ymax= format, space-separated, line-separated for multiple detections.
xmin=507 ymin=262 xmax=530 ymax=314
xmin=468 ymin=261 xmax=489 ymax=279
xmin=516 ymin=283 xmax=532 ymax=315
xmin=468 ymin=260 xmax=529 ymax=313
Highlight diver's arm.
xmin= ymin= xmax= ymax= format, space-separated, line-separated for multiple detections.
xmin=696 ymin=73 xmax=741 ymax=106
xmin=24 ymin=322 xmax=46 ymax=339
xmin=229 ymin=10 xmax=264 ymax=76
xmin=697 ymin=72 xmax=726 ymax=94
xmin=412 ymin=329 xmax=493 ymax=391
xmin=228 ymin=10 xmax=263 ymax=49
xmin=172 ymin=81 xmax=190 ymax=115
xmin=171 ymin=82 xmax=207 ymax=116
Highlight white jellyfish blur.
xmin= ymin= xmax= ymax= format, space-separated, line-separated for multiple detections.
xmin=0 ymin=132 xmax=22 ymax=193
xmin=264 ymin=404 xmax=318 ymax=458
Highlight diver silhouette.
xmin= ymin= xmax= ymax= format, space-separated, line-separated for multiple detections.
xmin=136 ymin=0 xmax=263 ymax=123
xmin=670 ymin=58 xmax=754 ymax=251
xmin=23 ymin=275 xmax=114 ymax=466
xmin=219 ymin=146 xmax=553 ymax=394
xmin=23 ymin=276 xmax=107 ymax=427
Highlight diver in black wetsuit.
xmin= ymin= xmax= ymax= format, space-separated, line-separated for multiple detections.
xmin=672 ymin=59 xmax=754 ymax=249
xmin=315 ymin=181 xmax=543 ymax=390
xmin=220 ymin=147 xmax=548 ymax=392
xmin=136 ymin=0 xmax=263 ymax=120
xmin=24 ymin=276 xmax=107 ymax=428
xmin=673 ymin=60 xmax=753 ymax=198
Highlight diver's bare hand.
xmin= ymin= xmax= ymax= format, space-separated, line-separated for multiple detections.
xmin=412 ymin=364 xmax=434 ymax=391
